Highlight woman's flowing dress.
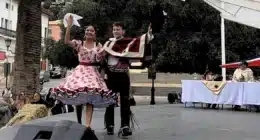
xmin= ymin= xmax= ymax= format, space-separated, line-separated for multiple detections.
xmin=50 ymin=40 xmax=117 ymax=107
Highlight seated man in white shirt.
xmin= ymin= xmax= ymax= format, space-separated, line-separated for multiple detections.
xmin=232 ymin=61 xmax=254 ymax=82
xmin=232 ymin=61 xmax=256 ymax=111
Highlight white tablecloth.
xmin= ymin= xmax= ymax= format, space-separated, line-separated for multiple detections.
xmin=243 ymin=82 xmax=260 ymax=105
xmin=182 ymin=80 xmax=244 ymax=105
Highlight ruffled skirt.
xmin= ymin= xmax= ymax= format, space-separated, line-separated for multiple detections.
xmin=49 ymin=65 xmax=117 ymax=108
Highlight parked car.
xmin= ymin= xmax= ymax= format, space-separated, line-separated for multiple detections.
xmin=50 ymin=67 xmax=67 ymax=78
xmin=40 ymin=71 xmax=50 ymax=83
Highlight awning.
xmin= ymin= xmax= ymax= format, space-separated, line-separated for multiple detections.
xmin=0 ymin=51 xmax=6 ymax=61
xmin=220 ymin=57 xmax=260 ymax=68
xmin=204 ymin=0 xmax=260 ymax=29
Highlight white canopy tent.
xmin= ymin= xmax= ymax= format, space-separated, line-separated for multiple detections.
xmin=203 ymin=0 xmax=260 ymax=80
xmin=204 ymin=0 xmax=260 ymax=29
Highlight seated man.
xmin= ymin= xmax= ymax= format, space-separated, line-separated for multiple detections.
xmin=232 ymin=61 xmax=254 ymax=82
xmin=232 ymin=61 xmax=255 ymax=110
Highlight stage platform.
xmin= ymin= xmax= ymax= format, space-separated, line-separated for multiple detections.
xmin=4 ymin=104 xmax=260 ymax=140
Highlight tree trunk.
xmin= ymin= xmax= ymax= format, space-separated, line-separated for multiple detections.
xmin=13 ymin=0 xmax=42 ymax=102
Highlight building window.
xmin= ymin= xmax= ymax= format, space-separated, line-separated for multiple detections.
xmin=1 ymin=19 xmax=12 ymax=29
xmin=5 ymin=3 xmax=13 ymax=10
xmin=8 ymin=20 xmax=12 ymax=30
xmin=5 ymin=19 xmax=8 ymax=28
xmin=5 ymin=3 xmax=10 ymax=9
xmin=48 ymin=27 xmax=52 ymax=38
xmin=1 ymin=18 xmax=3 ymax=27
xmin=44 ymin=27 xmax=48 ymax=38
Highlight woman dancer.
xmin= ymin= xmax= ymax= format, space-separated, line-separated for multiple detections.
xmin=49 ymin=15 xmax=117 ymax=130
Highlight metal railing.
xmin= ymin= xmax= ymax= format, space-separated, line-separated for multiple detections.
xmin=0 ymin=27 xmax=16 ymax=38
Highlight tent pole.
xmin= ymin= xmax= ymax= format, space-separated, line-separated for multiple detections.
xmin=221 ymin=1 xmax=227 ymax=81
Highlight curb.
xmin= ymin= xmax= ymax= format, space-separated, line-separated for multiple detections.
xmin=131 ymin=83 xmax=182 ymax=88
xmin=116 ymin=96 xmax=168 ymax=105
xmin=133 ymin=95 xmax=167 ymax=101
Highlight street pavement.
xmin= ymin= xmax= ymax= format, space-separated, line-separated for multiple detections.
xmin=29 ymin=104 xmax=260 ymax=140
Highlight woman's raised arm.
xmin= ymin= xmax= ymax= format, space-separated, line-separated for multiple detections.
xmin=64 ymin=15 xmax=73 ymax=45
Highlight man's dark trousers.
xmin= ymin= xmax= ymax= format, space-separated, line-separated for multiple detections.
xmin=105 ymin=72 xmax=131 ymax=128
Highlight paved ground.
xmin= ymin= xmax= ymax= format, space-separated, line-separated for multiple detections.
xmin=29 ymin=104 xmax=260 ymax=140
xmin=41 ymin=78 xmax=182 ymax=97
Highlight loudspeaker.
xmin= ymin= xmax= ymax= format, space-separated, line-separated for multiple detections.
xmin=168 ymin=93 xmax=175 ymax=104
xmin=130 ymin=96 xmax=136 ymax=106
xmin=0 ymin=120 xmax=98 ymax=140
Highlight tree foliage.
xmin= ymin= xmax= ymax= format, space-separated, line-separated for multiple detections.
xmin=45 ymin=38 xmax=79 ymax=69
xmin=45 ymin=0 xmax=260 ymax=74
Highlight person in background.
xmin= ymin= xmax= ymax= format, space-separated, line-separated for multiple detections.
xmin=203 ymin=70 xmax=214 ymax=81
xmin=232 ymin=61 xmax=254 ymax=110
xmin=203 ymin=70 xmax=217 ymax=109
xmin=232 ymin=61 xmax=254 ymax=82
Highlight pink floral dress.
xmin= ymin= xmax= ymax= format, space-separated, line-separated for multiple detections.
xmin=50 ymin=40 xmax=117 ymax=107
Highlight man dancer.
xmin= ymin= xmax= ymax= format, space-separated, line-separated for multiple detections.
xmin=103 ymin=22 xmax=153 ymax=137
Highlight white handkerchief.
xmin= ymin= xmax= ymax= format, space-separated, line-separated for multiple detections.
xmin=63 ymin=13 xmax=83 ymax=27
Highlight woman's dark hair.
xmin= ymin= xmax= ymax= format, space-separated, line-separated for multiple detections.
xmin=203 ymin=70 xmax=212 ymax=79
xmin=74 ymin=27 xmax=85 ymax=40
xmin=214 ymin=75 xmax=223 ymax=81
